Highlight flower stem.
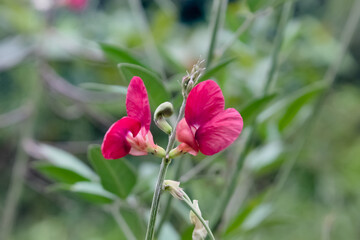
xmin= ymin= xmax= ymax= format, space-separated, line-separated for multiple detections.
xmin=181 ymin=192 xmax=216 ymax=240
xmin=145 ymin=98 xmax=187 ymax=240
xmin=108 ymin=203 xmax=137 ymax=240
xmin=206 ymin=0 xmax=227 ymax=68
xmin=210 ymin=1 xmax=294 ymax=231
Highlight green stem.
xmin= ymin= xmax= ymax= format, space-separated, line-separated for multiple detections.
xmin=145 ymin=99 xmax=187 ymax=240
xmin=206 ymin=0 xmax=227 ymax=68
xmin=270 ymin=0 xmax=360 ymax=198
xmin=108 ymin=203 xmax=137 ymax=240
xmin=181 ymin=192 xmax=216 ymax=240
xmin=0 ymin=64 xmax=42 ymax=240
xmin=126 ymin=0 xmax=166 ymax=79
xmin=155 ymin=155 xmax=185 ymax=236
xmin=263 ymin=1 xmax=294 ymax=93
xmin=210 ymin=1 xmax=294 ymax=231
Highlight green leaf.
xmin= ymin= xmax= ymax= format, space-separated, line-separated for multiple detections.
xmin=118 ymin=63 xmax=170 ymax=108
xmin=278 ymin=84 xmax=325 ymax=131
xmin=199 ymin=57 xmax=236 ymax=82
xmin=70 ymin=182 xmax=116 ymax=204
xmin=37 ymin=144 xmax=98 ymax=182
xmin=225 ymin=195 xmax=269 ymax=235
xmin=33 ymin=163 xmax=89 ymax=184
xmin=100 ymin=43 xmax=144 ymax=66
xmin=88 ymin=145 xmax=137 ymax=199
xmin=79 ymin=82 xmax=127 ymax=95
xmin=240 ymin=93 xmax=278 ymax=125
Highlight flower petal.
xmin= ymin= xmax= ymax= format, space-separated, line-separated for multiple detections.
xmin=176 ymin=118 xmax=199 ymax=153
xmin=185 ymin=80 xmax=225 ymax=127
xmin=195 ymin=108 xmax=243 ymax=155
xmin=101 ymin=117 xmax=141 ymax=159
xmin=126 ymin=76 xmax=151 ymax=131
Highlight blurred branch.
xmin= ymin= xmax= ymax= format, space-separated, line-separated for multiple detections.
xmin=40 ymin=63 xmax=122 ymax=103
xmin=40 ymin=63 xmax=116 ymax=127
xmin=206 ymin=0 xmax=228 ymax=68
xmin=126 ymin=0 xmax=166 ymax=79
xmin=217 ymin=8 xmax=272 ymax=58
xmin=0 ymin=104 xmax=33 ymax=128
xmin=106 ymin=202 xmax=137 ymax=240
xmin=211 ymin=1 xmax=294 ymax=232
xmin=272 ymin=0 xmax=360 ymax=197
xmin=180 ymin=155 xmax=219 ymax=183
xmin=321 ymin=214 xmax=335 ymax=240
xmin=0 ymin=70 xmax=42 ymax=240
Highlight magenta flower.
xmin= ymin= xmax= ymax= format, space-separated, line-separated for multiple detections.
xmin=101 ymin=77 xmax=164 ymax=159
xmin=65 ymin=0 xmax=87 ymax=11
xmin=175 ymin=80 xmax=243 ymax=156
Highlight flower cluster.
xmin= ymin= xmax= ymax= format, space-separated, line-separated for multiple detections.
xmin=101 ymin=76 xmax=243 ymax=160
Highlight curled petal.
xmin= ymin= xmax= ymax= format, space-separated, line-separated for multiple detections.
xmin=196 ymin=108 xmax=243 ymax=155
xmin=176 ymin=118 xmax=199 ymax=153
xmin=185 ymin=80 xmax=225 ymax=127
xmin=101 ymin=117 xmax=141 ymax=159
xmin=126 ymin=76 xmax=151 ymax=131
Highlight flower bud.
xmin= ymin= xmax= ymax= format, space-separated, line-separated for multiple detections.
xmin=182 ymin=59 xmax=205 ymax=97
xmin=190 ymin=200 xmax=208 ymax=240
xmin=147 ymin=145 xmax=166 ymax=158
xmin=163 ymin=180 xmax=184 ymax=200
xmin=154 ymin=102 xmax=174 ymax=135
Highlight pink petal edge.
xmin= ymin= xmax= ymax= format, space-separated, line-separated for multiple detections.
xmin=195 ymin=108 xmax=243 ymax=155
xmin=101 ymin=117 xmax=141 ymax=159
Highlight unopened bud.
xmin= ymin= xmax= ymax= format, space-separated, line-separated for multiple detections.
xmin=182 ymin=59 xmax=205 ymax=97
xmin=148 ymin=145 xmax=166 ymax=158
xmin=163 ymin=180 xmax=184 ymax=200
xmin=190 ymin=200 xmax=208 ymax=240
xmin=154 ymin=102 xmax=174 ymax=135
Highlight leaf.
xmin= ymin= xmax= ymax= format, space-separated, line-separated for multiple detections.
xmin=37 ymin=144 xmax=98 ymax=182
xmin=79 ymin=82 xmax=127 ymax=95
xmin=33 ymin=163 xmax=89 ymax=184
xmin=278 ymin=84 xmax=325 ymax=131
xmin=199 ymin=57 xmax=237 ymax=82
xmin=225 ymin=195 xmax=270 ymax=235
xmin=70 ymin=182 xmax=116 ymax=204
xmin=88 ymin=145 xmax=137 ymax=199
xmin=118 ymin=63 xmax=170 ymax=108
xmin=246 ymin=141 xmax=283 ymax=172
xmin=240 ymin=93 xmax=278 ymax=125
xmin=100 ymin=43 xmax=144 ymax=66
xmin=0 ymin=37 xmax=33 ymax=71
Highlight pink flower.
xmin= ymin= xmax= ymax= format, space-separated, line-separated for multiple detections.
xmin=175 ymin=80 xmax=243 ymax=156
xmin=101 ymin=77 xmax=164 ymax=160
xmin=65 ymin=0 xmax=87 ymax=11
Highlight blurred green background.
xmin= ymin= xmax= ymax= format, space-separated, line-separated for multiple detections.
xmin=0 ymin=0 xmax=360 ymax=239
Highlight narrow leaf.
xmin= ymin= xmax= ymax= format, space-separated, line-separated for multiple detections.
xmin=118 ymin=63 xmax=170 ymax=108
xmin=70 ymin=181 xmax=117 ymax=204
xmin=100 ymin=43 xmax=144 ymax=66
xmin=37 ymin=144 xmax=98 ymax=182
xmin=199 ymin=57 xmax=237 ymax=82
xmin=34 ymin=163 xmax=89 ymax=184
xmin=79 ymin=82 xmax=127 ymax=95
xmin=88 ymin=144 xmax=137 ymax=199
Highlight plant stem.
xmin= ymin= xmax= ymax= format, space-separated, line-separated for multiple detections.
xmin=270 ymin=0 xmax=360 ymax=197
xmin=155 ymin=155 xmax=185 ymax=236
xmin=210 ymin=1 xmax=294 ymax=231
xmin=206 ymin=0 xmax=227 ymax=68
xmin=145 ymin=99 xmax=187 ymax=240
xmin=263 ymin=1 xmax=294 ymax=93
xmin=181 ymin=192 xmax=216 ymax=240
xmin=126 ymin=0 xmax=166 ymax=79
xmin=109 ymin=203 xmax=137 ymax=240
xmin=0 ymin=65 xmax=42 ymax=240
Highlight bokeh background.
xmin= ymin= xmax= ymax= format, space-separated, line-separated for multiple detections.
xmin=1 ymin=0 xmax=360 ymax=239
